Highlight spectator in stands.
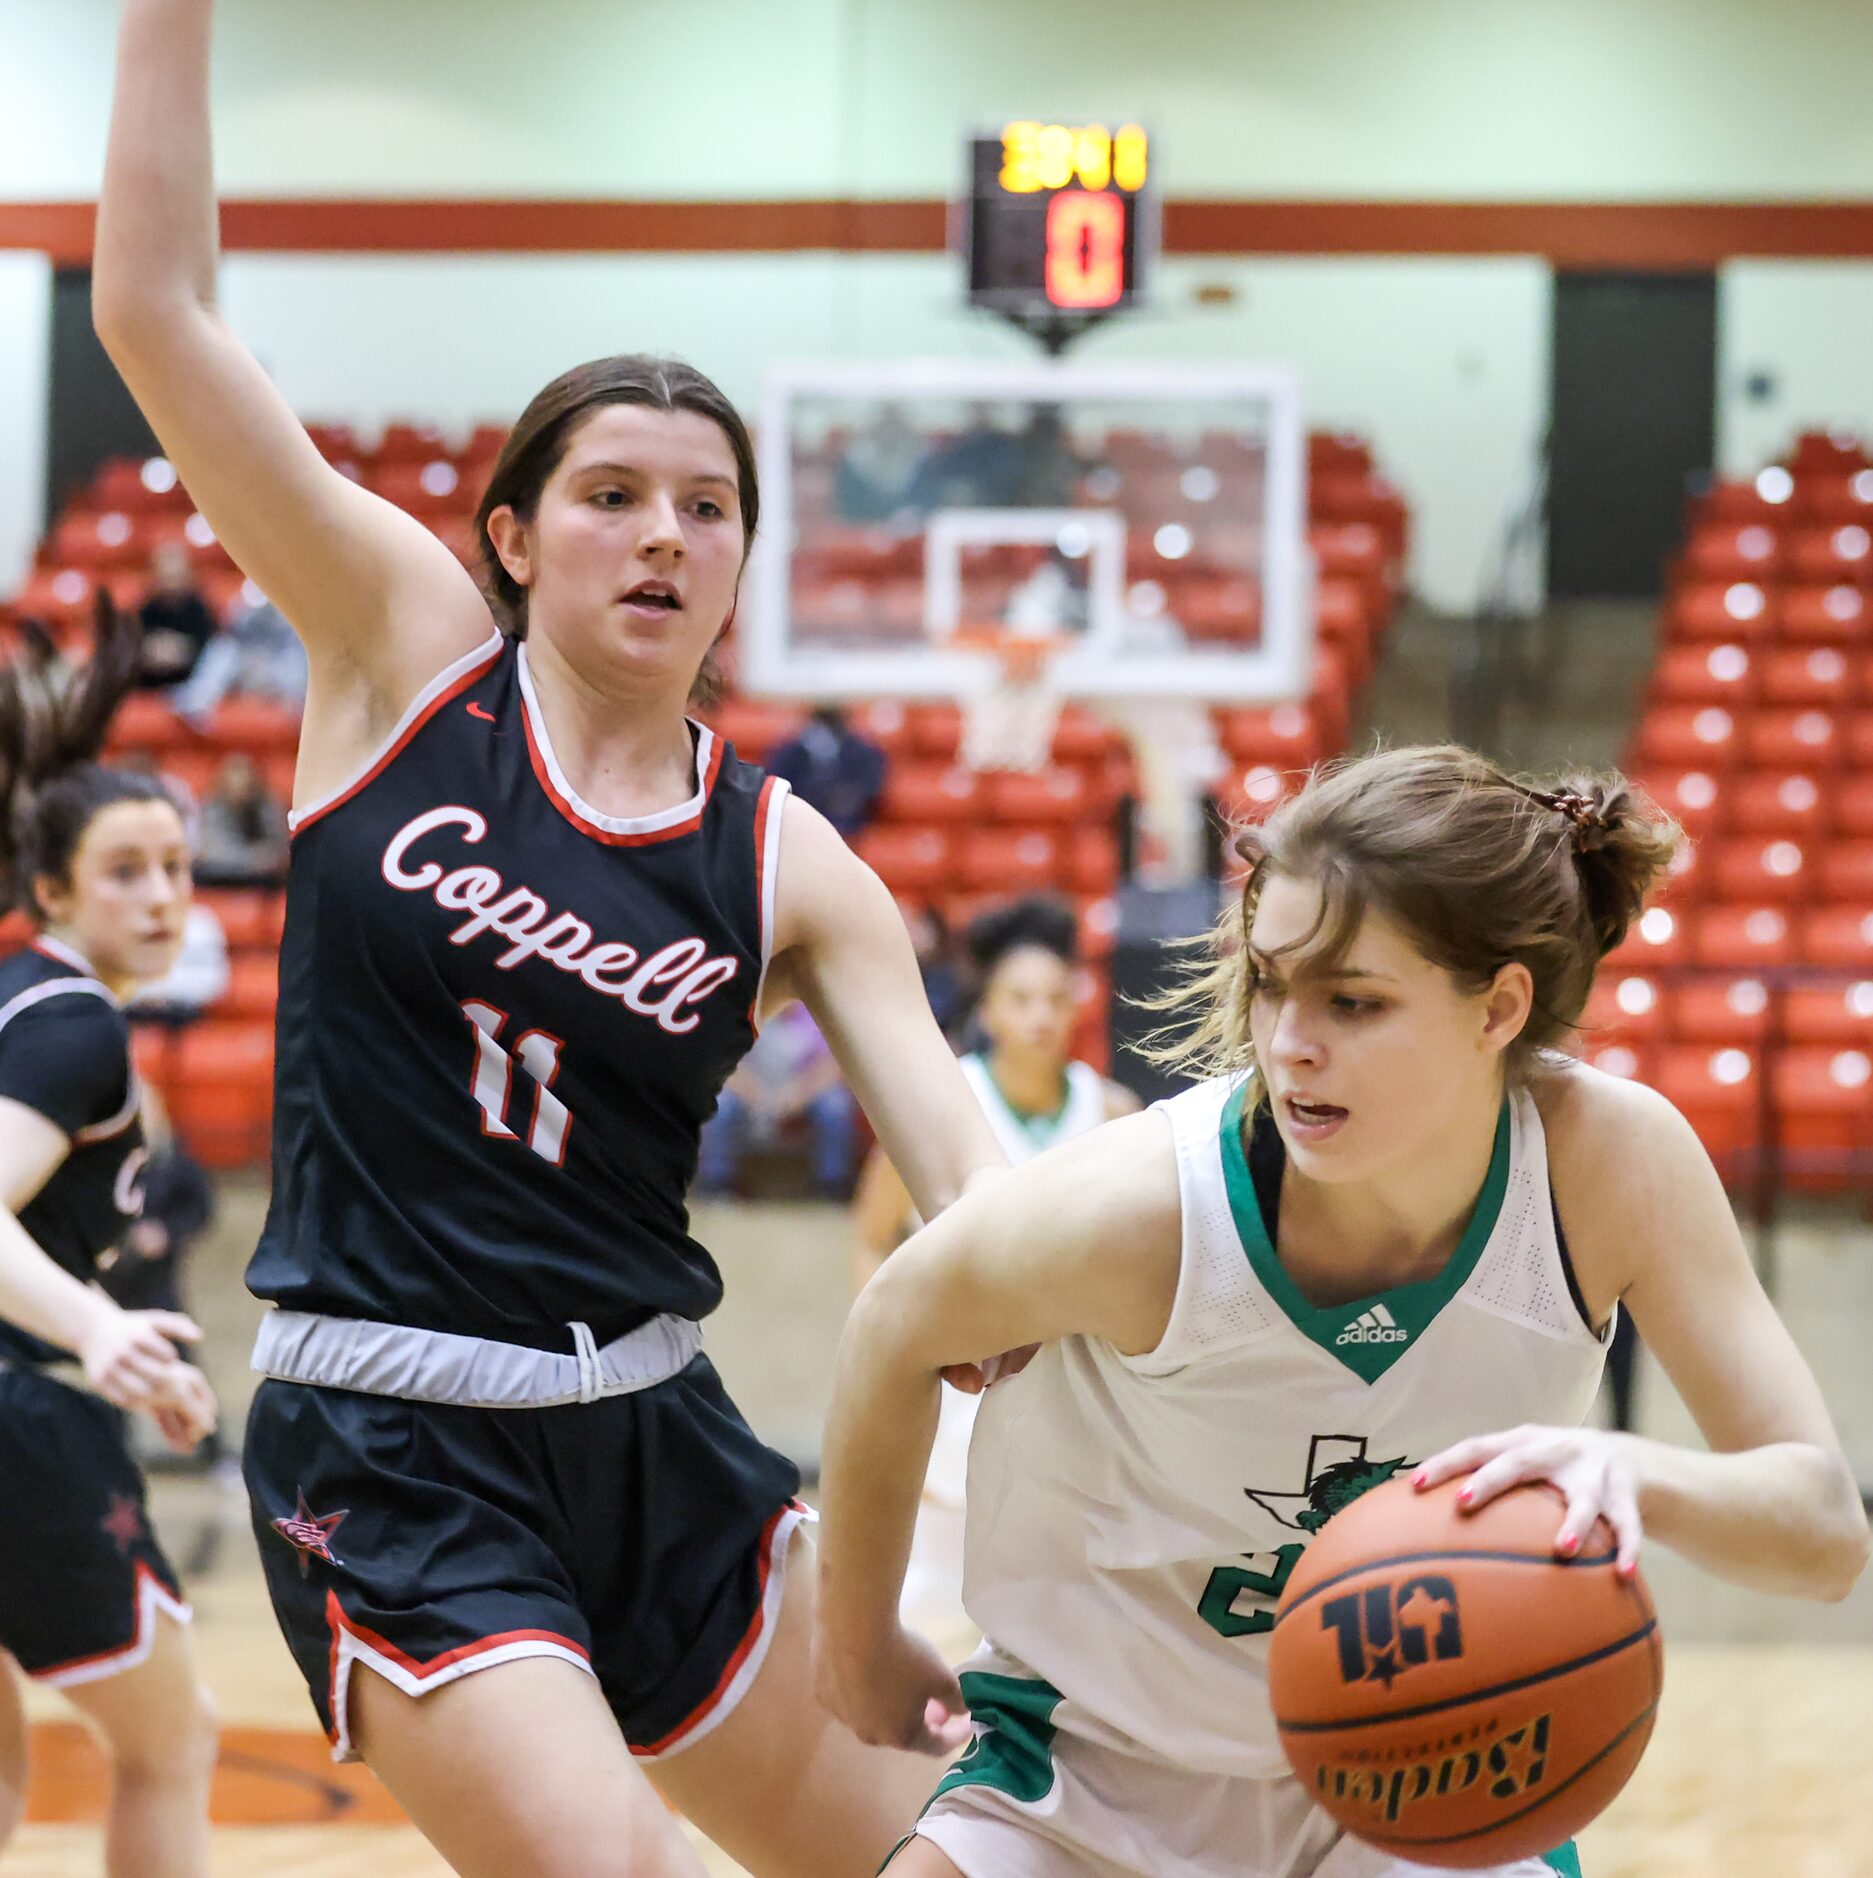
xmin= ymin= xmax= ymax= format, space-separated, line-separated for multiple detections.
xmin=695 ymin=1003 xmax=856 ymax=1198
xmin=135 ymin=542 xmax=216 ymax=690
xmin=129 ymin=899 xmax=228 ymax=1024
xmin=194 ymin=753 xmax=288 ymax=886
xmin=171 ymin=589 xmax=308 ymax=727
xmin=767 ymin=705 xmax=887 ymax=839
xmin=834 ymin=404 xmax=927 ymax=524
xmin=903 ymin=903 xmax=966 ymax=1041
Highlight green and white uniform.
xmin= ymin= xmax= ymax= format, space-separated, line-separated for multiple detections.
xmin=910 ymin=1071 xmax=1610 ymax=1878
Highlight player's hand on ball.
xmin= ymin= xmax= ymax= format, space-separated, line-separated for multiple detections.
xmin=1413 ymin=1425 xmax=1645 ymax=1576
xmin=816 ymin=1621 xmax=971 ymax=1758
xmin=78 ymin=1306 xmax=203 ymax=1410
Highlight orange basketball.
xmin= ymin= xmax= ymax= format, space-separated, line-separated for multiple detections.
xmin=1267 ymin=1477 xmax=1662 ymax=1869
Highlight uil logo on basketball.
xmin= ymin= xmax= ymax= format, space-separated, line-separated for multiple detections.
xmin=1318 ymin=1574 xmax=1464 ymax=1688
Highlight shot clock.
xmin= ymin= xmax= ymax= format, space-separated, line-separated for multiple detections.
xmin=964 ymin=121 xmax=1155 ymax=324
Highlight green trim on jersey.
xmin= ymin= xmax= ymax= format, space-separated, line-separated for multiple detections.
xmin=930 ymin=1670 xmax=1065 ymax=1807
xmin=1218 ymin=1081 xmax=1512 ymax=1383
xmin=1541 ymin=1844 xmax=1583 ymax=1877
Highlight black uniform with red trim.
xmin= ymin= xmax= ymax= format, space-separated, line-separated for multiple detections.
xmin=0 ymin=938 xmax=190 ymax=1685
xmin=243 ymin=630 xmax=806 ymax=1759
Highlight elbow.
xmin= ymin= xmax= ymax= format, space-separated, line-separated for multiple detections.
xmin=1806 ymin=1455 xmax=1869 ymax=1603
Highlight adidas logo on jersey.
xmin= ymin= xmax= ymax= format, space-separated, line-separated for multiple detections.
xmin=1335 ymin=1303 xmax=1408 ymax=1346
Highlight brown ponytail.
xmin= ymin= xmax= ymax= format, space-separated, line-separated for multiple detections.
xmin=0 ymin=593 xmax=174 ymax=915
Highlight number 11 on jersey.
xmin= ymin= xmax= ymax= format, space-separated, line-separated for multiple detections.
xmin=461 ymin=1000 xmax=572 ymax=1165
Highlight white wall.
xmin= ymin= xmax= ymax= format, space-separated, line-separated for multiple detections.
xmin=1719 ymin=263 xmax=1873 ymax=477
xmin=15 ymin=0 xmax=1873 ymax=201
xmin=0 ymin=254 xmax=51 ymax=591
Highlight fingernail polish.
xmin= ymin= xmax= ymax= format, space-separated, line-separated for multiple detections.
xmin=1411 ymin=1471 xmax=1427 ymax=1489
xmin=1559 ymin=1533 xmax=1580 ymax=1557
xmin=1456 ymin=1486 xmax=1473 ymax=1507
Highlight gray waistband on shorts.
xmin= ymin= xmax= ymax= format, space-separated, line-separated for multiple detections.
xmin=250 ymin=1309 xmax=704 ymax=1409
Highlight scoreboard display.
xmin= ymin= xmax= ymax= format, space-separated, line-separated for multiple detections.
xmin=965 ymin=122 xmax=1154 ymax=318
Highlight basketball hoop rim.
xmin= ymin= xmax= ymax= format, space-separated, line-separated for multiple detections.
xmin=950 ymin=626 xmax=1071 ymax=681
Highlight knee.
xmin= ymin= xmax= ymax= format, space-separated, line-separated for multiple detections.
xmin=114 ymin=1681 xmax=219 ymax=1786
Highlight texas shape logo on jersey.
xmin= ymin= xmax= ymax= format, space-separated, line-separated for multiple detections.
xmin=1242 ymin=1433 xmax=1412 ymax=1536
xmin=1198 ymin=1436 xmax=1415 ymax=1641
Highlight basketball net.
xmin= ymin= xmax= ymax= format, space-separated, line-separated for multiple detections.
xmin=955 ymin=628 xmax=1067 ymax=774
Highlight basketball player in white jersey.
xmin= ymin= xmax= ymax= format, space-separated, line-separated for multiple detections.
xmin=816 ymin=747 xmax=1868 ymax=1878
xmin=852 ymin=899 xmax=1137 ymax=1624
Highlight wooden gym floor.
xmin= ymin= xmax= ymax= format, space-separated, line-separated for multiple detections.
xmin=9 ymin=1186 xmax=1873 ymax=1876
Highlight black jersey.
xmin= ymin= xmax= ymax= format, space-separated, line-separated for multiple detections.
xmin=0 ymin=938 xmax=147 ymax=1366
xmin=246 ymin=633 xmax=789 ymax=1346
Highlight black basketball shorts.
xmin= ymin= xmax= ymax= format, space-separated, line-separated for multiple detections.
xmin=243 ymin=1352 xmax=804 ymax=1761
xmin=0 ymin=1364 xmax=190 ymax=1684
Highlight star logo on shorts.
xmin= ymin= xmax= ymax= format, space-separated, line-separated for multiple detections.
xmin=271 ymin=1491 xmax=349 ymax=1578
xmin=100 ymin=1493 xmax=145 ymax=1554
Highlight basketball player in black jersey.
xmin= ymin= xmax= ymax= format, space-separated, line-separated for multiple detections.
xmin=98 ymin=5 xmax=1010 ymax=1873
xmin=0 ymin=603 xmax=220 ymax=1873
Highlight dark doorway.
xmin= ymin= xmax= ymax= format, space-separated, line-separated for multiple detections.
xmin=45 ymin=268 xmax=158 ymax=523
xmin=1547 ymin=271 xmax=1717 ymax=600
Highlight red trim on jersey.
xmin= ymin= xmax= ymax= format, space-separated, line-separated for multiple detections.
xmin=628 ymin=1498 xmax=798 ymax=1758
xmin=291 ymin=639 xmax=505 ymax=838
xmin=747 ymin=775 xmax=780 ymax=1029
xmin=522 ymin=710 xmax=724 ymax=848
xmin=321 ymin=1589 xmax=591 ymax=1742
xmin=31 ymin=1559 xmax=185 ymax=1683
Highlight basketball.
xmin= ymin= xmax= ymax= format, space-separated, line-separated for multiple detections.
xmin=1267 ymin=1477 xmax=1663 ymax=1869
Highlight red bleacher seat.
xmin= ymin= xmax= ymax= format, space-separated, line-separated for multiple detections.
xmin=109 ymin=692 xmax=185 ymax=752
xmin=1666 ymin=582 xmax=1776 ymax=642
xmin=1788 ymin=982 xmax=1873 ymax=1045
xmin=1649 ymin=644 xmax=1754 ymax=707
xmin=956 ymin=830 xmax=1061 ymax=893
xmin=1710 ymin=839 xmax=1813 ymax=906
xmin=1743 ymin=709 xmax=1841 ymax=769
xmin=704 ymin=698 xmax=804 ymax=763
xmin=1692 ymin=904 xmax=1796 ymax=968
xmin=1730 ymin=772 xmax=1827 ymax=838
xmin=1819 ymin=843 xmax=1873 ymax=903
xmin=218 ymin=953 xmax=279 ymax=1021
xmin=853 ymin=827 xmax=953 ymax=895
xmin=1064 ymin=828 xmax=1120 ymax=895
xmin=1761 ymin=648 xmax=1853 ymax=708
xmin=1215 ymin=703 xmax=1325 ymax=770
xmin=167 ymin=1020 xmax=275 ymax=1167
xmin=199 ymin=696 xmax=300 ymax=755
xmin=194 ymin=888 xmax=278 ymax=953
xmin=1780 ymin=584 xmax=1869 ymax=646
xmin=1653 ymin=1045 xmax=1762 ymax=1159
xmin=1673 ymin=977 xmax=1772 ymax=1044
xmin=1630 ymin=705 xmax=1739 ymax=770
xmin=1804 ymin=905 xmax=1873 ymax=966
xmin=1772 ymin=1047 xmax=1873 ymax=1168
xmin=877 ymin=764 xmax=981 ymax=825
xmin=1578 ymin=971 xmax=1669 ymax=1047
xmin=984 ymin=769 xmax=1089 ymax=824
xmin=1837 ymin=777 xmax=1873 ymax=837
xmin=1786 ymin=524 xmax=1873 ymax=585
xmin=1634 ymin=768 xmax=1722 ymax=838
xmin=1681 ymin=524 xmax=1783 ymax=585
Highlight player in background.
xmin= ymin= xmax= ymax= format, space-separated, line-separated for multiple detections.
xmin=0 ymin=601 xmax=220 ymax=1876
xmin=815 ymin=747 xmax=1868 ymax=1878
xmin=853 ymin=896 xmax=1138 ymax=1624
xmin=95 ymin=4 xmax=1008 ymax=1874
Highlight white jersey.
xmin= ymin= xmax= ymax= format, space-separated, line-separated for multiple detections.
xmin=961 ymin=1072 xmax=1613 ymax=1778
xmin=924 ymin=1052 xmax=1111 ymax=1510
xmin=959 ymin=1051 xmax=1109 ymax=1164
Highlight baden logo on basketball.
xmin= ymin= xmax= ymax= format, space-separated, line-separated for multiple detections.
xmin=1335 ymin=1303 xmax=1408 ymax=1346
xmin=1315 ymin=1712 xmax=1551 ymax=1824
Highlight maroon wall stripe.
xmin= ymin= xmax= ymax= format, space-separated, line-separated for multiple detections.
xmin=9 ymin=198 xmax=1873 ymax=269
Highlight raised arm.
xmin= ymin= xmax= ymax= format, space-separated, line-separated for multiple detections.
xmin=763 ymin=797 xmax=1005 ymax=1217
xmin=813 ymin=1113 xmax=1179 ymax=1752
xmin=94 ymin=0 xmax=492 ymax=796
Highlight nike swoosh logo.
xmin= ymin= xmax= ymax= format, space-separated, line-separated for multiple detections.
xmin=466 ymin=702 xmax=496 ymax=723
